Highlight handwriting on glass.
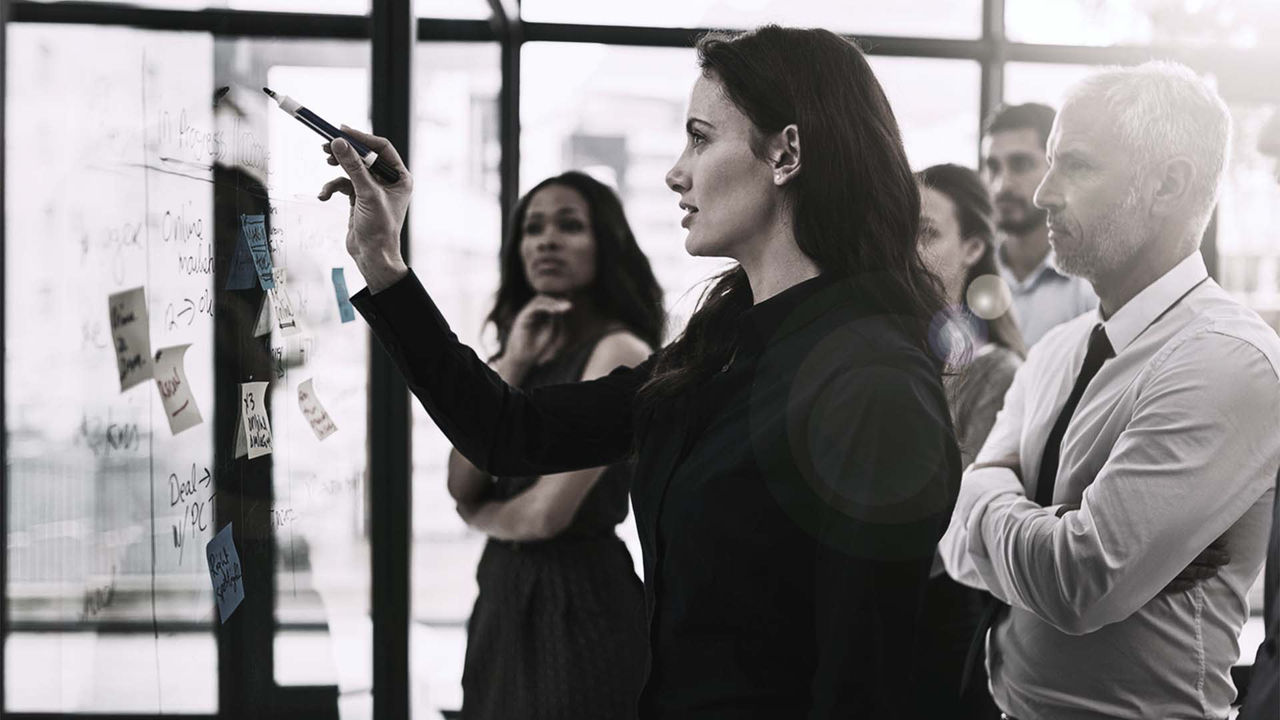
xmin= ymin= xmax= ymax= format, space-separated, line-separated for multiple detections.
xmin=81 ymin=565 xmax=118 ymax=620
xmin=170 ymin=463 xmax=213 ymax=564
xmin=163 ymin=288 xmax=213 ymax=331
xmin=77 ymin=410 xmax=141 ymax=456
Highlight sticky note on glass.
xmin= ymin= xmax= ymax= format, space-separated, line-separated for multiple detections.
xmin=154 ymin=344 xmax=202 ymax=435
xmin=226 ymin=218 xmax=258 ymax=290
xmin=269 ymin=268 xmax=299 ymax=336
xmin=240 ymin=214 xmax=275 ymax=290
xmin=331 ymin=268 xmax=356 ymax=324
xmin=297 ymin=378 xmax=338 ymax=441
xmin=234 ymin=381 xmax=273 ymax=459
xmin=108 ymin=287 xmax=154 ymax=391
xmin=206 ymin=523 xmax=244 ymax=624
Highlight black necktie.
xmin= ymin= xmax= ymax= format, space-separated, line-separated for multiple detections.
xmin=959 ymin=323 xmax=1114 ymax=694
xmin=1035 ymin=323 xmax=1114 ymax=506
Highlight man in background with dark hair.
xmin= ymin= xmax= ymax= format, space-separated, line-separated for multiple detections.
xmin=983 ymin=102 xmax=1096 ymax=346
xmin=1238 ymin=107 xmax=1280 ymax=720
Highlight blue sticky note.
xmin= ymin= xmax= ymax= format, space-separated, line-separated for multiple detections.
xmin=332 ymin=268 xmax=356 ymax=324
xmin=240 ymin=214 xmax=275 ymax=290
xmin=225 ymin=218 xmax=258 ymax=290
xmin=206 ymin=523 xmax=244 ymax=623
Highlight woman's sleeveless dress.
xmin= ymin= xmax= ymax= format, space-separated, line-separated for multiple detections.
xmin=460 ymin=326 xmax=648 ymax=720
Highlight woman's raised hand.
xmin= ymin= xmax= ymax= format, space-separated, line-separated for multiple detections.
xmin=503 ymin=295 xmax=574 ymax=371
xmin=318 ymin=125 xmax=413 ymax=293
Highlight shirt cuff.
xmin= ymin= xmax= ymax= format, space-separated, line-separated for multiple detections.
xmin=961 ymin=466 xmax=1025 ymax=558
xmin=349 ymin=269 xmax=458 ymax=375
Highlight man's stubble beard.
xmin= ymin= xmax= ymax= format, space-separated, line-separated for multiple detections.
xmin=1051 ymin=189 xmax=1146 ymax=283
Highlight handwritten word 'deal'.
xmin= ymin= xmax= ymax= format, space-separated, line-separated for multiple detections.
xmin=153 ymin=344 xmax=202 ymax=435
xmin=170 ymin=463 xmax=214 ymax=564
xmin=235 ymin=381 xmax=273 ymax=460
xmin=297 ymin=378 xmax=338 ymax=441
xmin=108 ymin=287 xmax=153 ymax=391
xmin=205 ymin=523 xmax=244 ymax=624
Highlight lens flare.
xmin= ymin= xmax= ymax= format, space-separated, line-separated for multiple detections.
xmin=966 ymin=274 xmax=1014 ymax=320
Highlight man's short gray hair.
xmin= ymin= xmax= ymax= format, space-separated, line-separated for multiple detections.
xmin=1062 ymin=60 xmax=1232 ymax=232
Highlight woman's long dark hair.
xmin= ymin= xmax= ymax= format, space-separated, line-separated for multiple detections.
xmin=487 ymin=171 xmax=665 ymax=354
xmin=639 ymin=26 xmax=948 ymax=403
xmin=915 ymin=163 xmax=1027 ymax=359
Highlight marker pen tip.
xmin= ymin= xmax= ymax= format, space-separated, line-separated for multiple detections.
xmin=262 ymin=87 xmax=277 ymax=99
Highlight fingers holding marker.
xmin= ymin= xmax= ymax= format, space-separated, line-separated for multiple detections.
xmin=341 ymin=125 xmax=407 ymax=171
xmin=322 ymin=142 xmax=339 ymax=166
xmin=329 ymin=137 xmax=376 ymax=193
xmin=317 ymin=177 xmax=356 ymax=204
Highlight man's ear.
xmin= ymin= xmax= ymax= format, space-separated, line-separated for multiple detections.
xmin=769 ymin=124 xmax=802 ymax=186
xmin=1150 ymin=155 xmax=1196 ymax=217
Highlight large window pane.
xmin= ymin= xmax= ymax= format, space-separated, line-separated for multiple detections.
xmin=1199 ymin=101 xmax=1277 ymax=669
xmin=1218 ymin=103 xmax=1280 ymax=332
xmin=6 ymin=24 xmax=371 ymax=716
xmin=522 ymin=0 xmax=981 ymax=38
xmin=251 ymin=41 xmax=373 ymax=711
xmin=6 ymin=24 xmax=217 ymax=713
xmin=408 ymin=42 xmax=502 ymax=718
xmin=30 ymin=0 xmax=496 ymax=18
xmin=868 ymin=56 xmax=981 ymax=171
xmin=521 ymin=42 xmax=722 ymax=335
xmin=1003 ymin=61 xmax=1095 ymax=110
xmin=416 ymin=0 xmax=491 ymax=19
xmin=1006 ymin=0 xmax=1280 ymax=48
xmin=28 ymin=0 xmax=369 ymax=13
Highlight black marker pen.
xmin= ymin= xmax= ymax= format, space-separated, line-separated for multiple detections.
xmin=262 ymin=87 xmax=401 ymax=185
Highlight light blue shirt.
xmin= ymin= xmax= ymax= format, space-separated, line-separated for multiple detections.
xmin=997 ymin=245 xmax=1098 ymax=347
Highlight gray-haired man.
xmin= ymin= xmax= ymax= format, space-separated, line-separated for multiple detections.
xmin=941 ymin=63 xmax=1280 ymax=719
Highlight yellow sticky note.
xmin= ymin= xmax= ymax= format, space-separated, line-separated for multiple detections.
xmin=235 ymin=381 xmax=272 ymax=459
xmin=109 ymin=287 xmax=153 ymax=391
xmin=297 ymin=378 xmax=337 ymax=441
xmin=154 ymin=344 xmax=202 ymax=435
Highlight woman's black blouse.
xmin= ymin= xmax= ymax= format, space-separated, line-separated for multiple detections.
xmin=352 ymin=271 xmax=961 ymax=719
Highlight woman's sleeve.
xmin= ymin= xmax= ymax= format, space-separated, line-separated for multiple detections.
xmin=954 ymin=354 xmax=1022 ymax=468
xmin=351 ymin=271 xmax=651 ymax=477
xmin=802 ymin=360 xmax=961 ymax=717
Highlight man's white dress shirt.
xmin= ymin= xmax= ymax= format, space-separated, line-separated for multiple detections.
xmin=940 ymin=252 xmax=1280 ymax=719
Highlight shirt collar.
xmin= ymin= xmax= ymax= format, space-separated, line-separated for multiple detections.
xmin=996 ymin=244 xmax=1069 ymax=291
xmin=1099 ymin=251 xmax=1209 ymax=355
xmin=737 ymin=272 xmax=839 ymax=355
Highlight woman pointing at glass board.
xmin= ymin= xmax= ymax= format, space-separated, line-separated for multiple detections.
xmin=320 ymin=26 xmax=960 ymax=718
